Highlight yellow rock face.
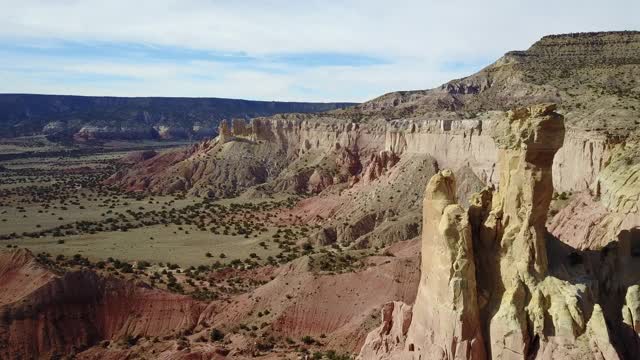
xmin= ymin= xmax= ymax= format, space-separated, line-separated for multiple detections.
xmin=360 ymin=104 xmax=640 ymax=360
xmin=597 ymin=139 xmax=640 ymax=214
xmin=404 ymin=169 xmax=485 ymax=360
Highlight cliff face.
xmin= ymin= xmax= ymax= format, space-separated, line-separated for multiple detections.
xmin=106 ymin=114 xmax=386 ymax=197
xmin=384 ymin=116 xmax=498 ymax=185
xmin=0 ymin=94 xmax=356 ymax=140
xmin=0 ymin=241 xmax=422 ymax=359
xmin=550 ymin=134 xmax=640 ymax=250
xmin=110 ymin=32 xmax=640 ymax=200
xmin=552 ymin=129 xmax=624 ymax=192
xmin=0 ymin=249 xmax=204 ymax=359
xmin=358 ymin=104 xmax=640 ymax=360
xmin=383 ymin=116 xmax=622 ymax=193
xmin=109 ymin=111 xmax=621 ymax=202
xmin=405 ymin=169 xmax=485 ymax=359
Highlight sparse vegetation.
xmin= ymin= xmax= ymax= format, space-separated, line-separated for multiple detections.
xmin=210 ymin=328 xmax=225 ymax=342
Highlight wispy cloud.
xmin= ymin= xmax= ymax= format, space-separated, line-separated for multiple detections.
xmin=0 ymin=0 xmax=637 ymax=101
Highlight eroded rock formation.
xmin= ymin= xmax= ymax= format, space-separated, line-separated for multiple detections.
xmin=0 ymin=249 xmax=204 ymax=359
xmin=359 ymin=104 xmax=640 ymax=359
xmin=359 ymin=301 xmax=413 ymax=359
xmin=405 ymin=169 xmax=485 ymax=359
xmin=549 ymin=135 xmax=640 ymax=250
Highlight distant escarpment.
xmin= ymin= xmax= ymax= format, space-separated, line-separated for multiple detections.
xmin=0 ymin=94 xmax=355 ymax=140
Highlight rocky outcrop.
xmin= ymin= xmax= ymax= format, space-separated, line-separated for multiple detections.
xmin=480 ymin=104 xmax=566 ymax=358
xmin=549 ymin=136 xmax=640 ymax=250
xmin=359 ymin=104 xmax=640 ymax=360
xmin=217 ymin=119 xmax=233 ymax=143
xmin=363 ymin=151 xmax=400 ymax=184
xmin=384 ymin=115 xmax=498 ymax=185
xmin=405 ymin=169 xmax=485 ymax=359
xmin=0 ymin=249 xmax=204 ymax=360
xmin=359 ymin=301 xmax=413 ymax=359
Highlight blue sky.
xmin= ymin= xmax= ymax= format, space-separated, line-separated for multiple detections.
xmin=0 ymin=0 xmax=638 ymax=102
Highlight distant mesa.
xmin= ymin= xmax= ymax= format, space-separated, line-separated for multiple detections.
xmin=0 ymin=94 xmax=356 ymax=141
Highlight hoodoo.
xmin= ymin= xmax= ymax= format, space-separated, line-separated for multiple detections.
xmin=404 ymin=169 xmax=485 ymax=359
xmin=359 ymin=104 xmax=640 ymax=359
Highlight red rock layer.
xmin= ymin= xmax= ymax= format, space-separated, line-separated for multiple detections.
xmin=0 ymin=249 xmax=204 ymax=359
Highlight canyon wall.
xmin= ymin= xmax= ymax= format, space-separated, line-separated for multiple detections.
xmin=549 ymin=134 xmax=640 ymax=250
xmin=0 ymin=250 xmax=204 ymax=359
xmin=222 ymin=113 xmax=620 ymax=195
xmin=552 ymin=128 xmax=625 ymax=192
xmin=384 ymin=116 xmax=498 ymax=186
xmin=384 ymin=116 xmax=623 ymax=193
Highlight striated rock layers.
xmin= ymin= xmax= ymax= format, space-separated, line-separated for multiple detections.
xmin=359 ymin=104 xmax=640 ymax=359
xmin=549 ymin=134 xmax=640 ymax=250
xmin=109 ymin=109 xmax=626 ymax=200
xmin=0 ymin=240 xmax=422 ymax=359
xmin=106 ymin=114 xmax=384 ymax=197
xmin=0 ymin=249 xmax=204 ymax=359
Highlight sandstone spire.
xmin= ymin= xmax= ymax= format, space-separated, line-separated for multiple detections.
xmin=486 ymin=103 xmax=565 ymax=278
xmin=359 ymin=104 xmax=629 ymax=360
xmin=218 ymin=119 xmax=232 ymax=143
xmin=480 ymin=103 xmax=566 ymax=358
xmin=404 ymin=169 xmax=485 ymax=360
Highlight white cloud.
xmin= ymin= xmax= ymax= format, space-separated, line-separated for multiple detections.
xmin=0 ymin=0 xmax=638 ymax=101
xmin=0 ymin=53 xmax=470 ymax=101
